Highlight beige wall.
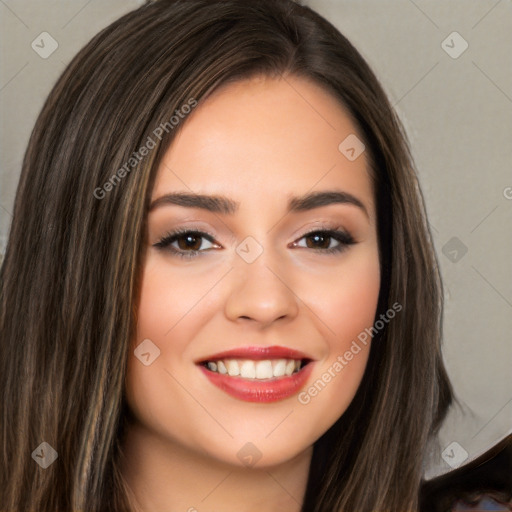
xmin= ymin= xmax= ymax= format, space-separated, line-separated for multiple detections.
xmin=1 ymin=0 xmax=511 ymax=478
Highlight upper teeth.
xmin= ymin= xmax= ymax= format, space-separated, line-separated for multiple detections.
xmin=206 ymin=359 xmax=302 ymax=379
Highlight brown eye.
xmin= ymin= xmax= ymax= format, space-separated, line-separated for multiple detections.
xmin=304 ymin=232 xmax=333 ymax=249
xmin=175 ymin=233 xmax=203 ymax=251
xmin=154 ymin=230 xmax=219 ymax=259
xmin=293 ymin=229 xmax=356 ymax=255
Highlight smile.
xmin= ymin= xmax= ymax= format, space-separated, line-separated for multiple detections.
xmin=196 ymin=345 xmax=315 ymax=403
xmin=203 ymin=358 xmax=304 ymax=379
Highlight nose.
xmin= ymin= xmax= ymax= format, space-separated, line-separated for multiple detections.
xmin=224 ymin=253 xmax=299 ymax=327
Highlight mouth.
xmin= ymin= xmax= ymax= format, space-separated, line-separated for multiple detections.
xmin=195 ymin=345 xmax=315 ymax=403
xmin=199 ymin=357 xmax=310 ymax=379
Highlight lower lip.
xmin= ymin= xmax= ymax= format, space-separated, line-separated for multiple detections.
xmin=198 ymin=362 xmax=314 ymax=403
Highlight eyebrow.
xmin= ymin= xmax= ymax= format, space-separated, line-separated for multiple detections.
xmin=149 ymin=189 xmax=369 ymax=218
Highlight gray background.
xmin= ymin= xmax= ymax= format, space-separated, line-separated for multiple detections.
xmin=1 ymin=0 xmax=511 ymax=478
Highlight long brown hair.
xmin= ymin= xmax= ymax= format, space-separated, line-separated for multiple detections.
xmin=0 ymin=0 xmax=453 ymax=510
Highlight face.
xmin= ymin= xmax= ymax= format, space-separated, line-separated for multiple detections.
xmin=125 ymin=74 xmax=380 ymax=468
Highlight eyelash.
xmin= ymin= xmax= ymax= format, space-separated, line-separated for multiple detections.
xmin=153 ymin=227 xmax=356 ymax=260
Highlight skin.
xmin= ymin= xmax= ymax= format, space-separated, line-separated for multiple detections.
xmin=120 ymin=74 xmax=381 ymax=512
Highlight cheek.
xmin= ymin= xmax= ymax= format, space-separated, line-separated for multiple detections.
xmin=125 ymin=257 xmax=227 ymax=444
xmin=328 ymin=259 xmax=380 ymax=345
xmin=305 ymin=245 xmax=381 ymax=349
xmin=326 ymin=248 xmax=380 ymax=371
xmin=131 ymin=258 xmax=217 ymax=356
xmin=125 ymin=258 xmax=201 ymax=408
xmin=292 ymin=247 xmax=380 ymax=432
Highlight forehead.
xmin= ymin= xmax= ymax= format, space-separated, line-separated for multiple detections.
xmin=152 ymin=74 xmax=375 ymax=222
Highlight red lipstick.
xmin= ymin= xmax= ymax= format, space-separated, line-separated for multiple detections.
xmin=198 ymin=363 xmax=314 ymax=402
xmin=196 ymin=345 xmax=315 ymax=403
xmin=197 ymin=345 xmax=313 ymax=362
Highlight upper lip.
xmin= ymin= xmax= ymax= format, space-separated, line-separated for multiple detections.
xmin=196 ymin=345 xmax=314 ymax=363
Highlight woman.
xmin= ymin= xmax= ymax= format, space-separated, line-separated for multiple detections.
xmin=0 ymin=0 xmax=454 ymax=510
